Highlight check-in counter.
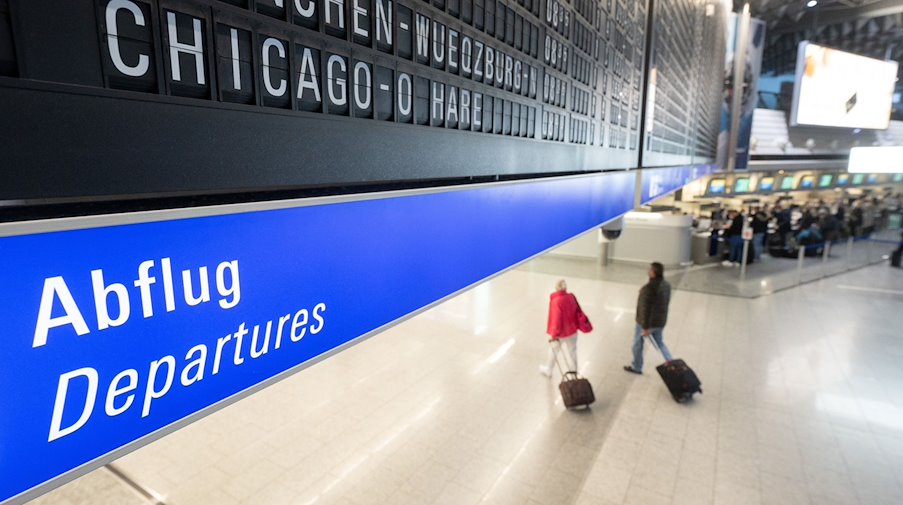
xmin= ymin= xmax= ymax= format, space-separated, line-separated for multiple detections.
xmin=609 ymin=213 xmax=693 ymax=267
xmin=692 ymin=232 xmax=721 ymax=265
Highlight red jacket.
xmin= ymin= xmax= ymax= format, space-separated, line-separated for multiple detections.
xmin=547 ymin=291 xmax=579 ymax=338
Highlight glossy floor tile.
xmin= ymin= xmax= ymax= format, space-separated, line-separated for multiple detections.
xmin=28 ymin=258 xmax=903 ymax=505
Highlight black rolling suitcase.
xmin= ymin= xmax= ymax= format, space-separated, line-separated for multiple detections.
xmin=550 ymin=340 xmax=595 ymax=409
xmin=647 ymin=336 xmax=701 ymax=403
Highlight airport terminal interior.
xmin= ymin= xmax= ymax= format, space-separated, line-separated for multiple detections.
xmin=25 ymin=254 xmax=903 ymax=505
xmin=3 ymin=0 xmax=903 ymax=504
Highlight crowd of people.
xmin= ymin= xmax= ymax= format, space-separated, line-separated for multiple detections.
xmin=710 ymin=192 xmax=902 ymax=265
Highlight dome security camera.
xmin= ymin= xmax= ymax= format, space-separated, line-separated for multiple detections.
xmin=601 ymin=217 xmax=624 ymax=240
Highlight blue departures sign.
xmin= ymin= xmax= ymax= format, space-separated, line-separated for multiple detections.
xmin=640 ymin=164 xmax=718 ymax=205
xmin=0 ymin=173 xmax=635 ymax=503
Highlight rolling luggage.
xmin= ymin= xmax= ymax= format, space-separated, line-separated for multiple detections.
xmin=892 ymin=248 xmax=902 ymax=268
xmin=550 ymin=340 xmax=595 ymax=409
xmin=559 ymin=372 xmax=596 ymax=408
xmin=647 ymin=336 xmax=701 ymax=403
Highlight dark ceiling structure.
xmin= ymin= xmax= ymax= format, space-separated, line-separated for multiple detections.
xmin=738 ymin=0 xmax=903 ymax=76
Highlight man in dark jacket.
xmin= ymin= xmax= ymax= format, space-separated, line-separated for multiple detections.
xmin=751 ymin=207 xmax=769 ymax=259
xmin=624 ymin=262 xmax=674 ymax=374
xmin=722 ymin=209 xmax=745 ymax=266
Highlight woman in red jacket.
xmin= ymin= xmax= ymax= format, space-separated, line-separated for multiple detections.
xmin=540 ymin=279 xmax=581 ymax=377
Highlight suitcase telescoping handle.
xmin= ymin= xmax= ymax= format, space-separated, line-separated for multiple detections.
xmin=643 ymin=333 xmax=669 ymax=362
xmin=548 ymin=338 xmax=578 ymax=377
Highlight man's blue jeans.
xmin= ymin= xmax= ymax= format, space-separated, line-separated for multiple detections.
xmin=632 ymin=324 xmax=673 ymax=372
xmin=729 ymin=236 xmax=744 ymax=263
xmin=753 ymin=233 xmax=765 ymax=259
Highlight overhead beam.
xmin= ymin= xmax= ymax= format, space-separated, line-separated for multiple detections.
xmin=771 ymin=0 xmax=903 ymax=35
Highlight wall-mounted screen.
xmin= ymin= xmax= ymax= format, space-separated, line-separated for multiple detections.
xmin=734 ymin=178 xmax=752 ymax=193
xmin=780 ymin=176 xmax=795 ymax=191
xmin=708 ymin=179 xmax=727 ymax=194
xmin=836 ymin=174 xmax=850 ymax=186
xmin=852 ymin=173 xmax=866 ymax=185
xmin=867 ymin=174 xmax=878 ymax=184
xmin=818 ymin=174 xmax=834 ymax=188
xmin=790 ymin=42 xmax=898 ymax=129
xmin=759 ymin=177 xmax=775 ymax=192
xmin=798 ymin=175 xmax=815 ymax=189
xmin=893 ymin=173 xmax=903 ymax=182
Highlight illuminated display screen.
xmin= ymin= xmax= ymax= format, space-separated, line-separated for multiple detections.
xmin=734 ymin=178 xmax=751 ymax=193
xmin=819 ymin=174 xmax=834 ymax=187
xmin=759 ymin=177 xmax=774 ymax=191
xmin=836 ymin=174 xmax=850 ymax=186
xmin=893 ymin=173 xmax=903 ymax=182
xmin=708 ymin=179 xmax=726 ymax=194
xmin=780 ymin=177 xmax=795 ymax=191
xmin=852 ymin=173 xmax=866 ymax=185
xmin=791 ymin=42 xmax=898 ymax=129
xmin=867 ymin=174 xmax=878 ymax=184
xmin=798 ymin=176 xmax=815 ymax=189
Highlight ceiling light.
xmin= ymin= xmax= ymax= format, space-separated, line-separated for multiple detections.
xmin=807 ymin=0 xmax=817 ymax=7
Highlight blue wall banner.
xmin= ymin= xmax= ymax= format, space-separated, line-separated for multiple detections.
xmin=640 ymin=164 xmax=718 ymax=205
xmin=0 ymin=172 xmax=636 ymax=504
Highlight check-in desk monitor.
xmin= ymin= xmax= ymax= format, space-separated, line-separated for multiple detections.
xmin=707 ymin=179 xmax=727 ymax=195
xmin=733 ymin=178 xmax=752 ymax=194
xmin=780 ymin=176 xmax=796 ymax=191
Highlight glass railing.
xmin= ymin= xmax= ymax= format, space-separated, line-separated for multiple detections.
xmin=671 ymin=227 xmax=901 ymax=298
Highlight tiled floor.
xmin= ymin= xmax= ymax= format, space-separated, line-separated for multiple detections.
xmin=28 ymin=258 xmax=903 ymax=505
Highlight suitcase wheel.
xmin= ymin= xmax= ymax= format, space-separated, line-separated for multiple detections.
xmin=673 ymin=391 xmax=697 ymax=403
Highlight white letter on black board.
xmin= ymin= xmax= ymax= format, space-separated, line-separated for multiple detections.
xmin=106 ymin=0 xmax=150 ymax=77
xmin=262 ymin=38 xmax=287 ymax=96
xmin=166 ymin=11 xmax=205 ymax=85
xmin=327 ymin=55 xmax=348 ymax=105
xmin=297 ymin=47 xmax=321 ymax=102
xmin=353 ymin=61 xmax=372 ymax=110
xmin=397 ymin=73 xmax=412 ymax=117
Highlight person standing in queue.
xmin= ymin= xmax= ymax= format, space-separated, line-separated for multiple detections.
xmin=722 ymin=209 xmax=745 ymax=266
xmin=540 ymin=279 xmax=583 ymax=377
xmin=624 ymin=262 xmax=673 ymax=374
xmin=751 ymin=206 xmax=769 ymax=259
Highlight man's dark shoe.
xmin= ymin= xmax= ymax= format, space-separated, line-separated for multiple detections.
xmin=623 ymin=365 xmax=642 ymax=374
